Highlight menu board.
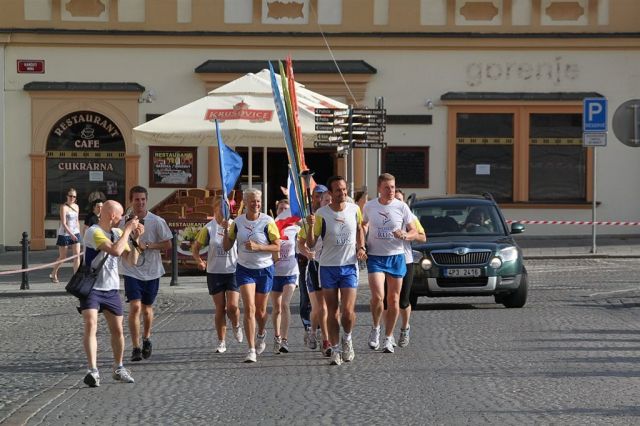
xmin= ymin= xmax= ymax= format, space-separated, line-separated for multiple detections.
xmin=149 ymin=147 xmax=197 ymax=188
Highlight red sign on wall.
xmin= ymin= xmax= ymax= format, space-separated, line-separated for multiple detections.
xmin=17 ymin=59 xmax=45 ymax=74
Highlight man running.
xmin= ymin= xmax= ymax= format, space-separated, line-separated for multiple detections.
xmin=306 ymin=176 xmax=366 ymax=365
xmin=362 ymin=174 xmax=417 ymax=353
xmin=120 ymin=186 xmax=172 ymax=362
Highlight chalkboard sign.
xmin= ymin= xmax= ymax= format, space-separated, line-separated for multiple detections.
xmin=382 ymin=147 xmax=429 ymax=188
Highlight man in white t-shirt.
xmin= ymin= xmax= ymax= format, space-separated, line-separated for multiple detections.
xmin=362 ymin=174 xmax=417 ymax=353
xmin=120 ymin=186 xmax=172 ymax=362
xmin=306 ymin=176 xmax=367 ymax=366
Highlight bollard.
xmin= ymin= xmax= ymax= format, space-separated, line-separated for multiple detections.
xmin=20 ymin=231 xmax=29 ymax=290
xmin=170 ymin=230 xmax=178 ymax=286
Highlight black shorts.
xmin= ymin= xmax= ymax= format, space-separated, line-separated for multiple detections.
xmin=383 ymin=263 xmax=415 ymax=310
xmin=306 ymin=260 xmax=322 ymax=293
xmin=206 ymin=273 xmax=239 ymax=295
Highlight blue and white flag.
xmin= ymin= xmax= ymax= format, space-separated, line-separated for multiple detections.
xmin=215 ymin=119 xmax=242 ymax=219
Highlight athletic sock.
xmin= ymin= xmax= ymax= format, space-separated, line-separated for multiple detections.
xmin=344 ymin=332 xmax=352 ymax=341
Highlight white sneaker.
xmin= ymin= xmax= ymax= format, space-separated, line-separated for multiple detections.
xmin=256 ymin=331 xmax=267 ymax=355
xmin=330 ymin=349 xmax=343 ymax=366
xmin=341 ymin=336 xmax=355 ymax=362
xmin=308 ymin=329 xmax=318 ymax=350
xmin=273 ymin=336 xmax=282 ymax=354
xmin=83 ymin=370 xmax=100 ymax=388
xmin=215 ymin=340 xmax=227 ymax=353
xmin=398 ymin=327 xmax=410 ymax=348
xmin=244 ymin=349 xmax=257 ymax=363
xmin=233 ymin=325 xmax=244 ymax=343
xmin=112 ymin=366 xmax=135 ymax=383
xmin=368 ymin=326 xmax=380 ymax=350
xmin=382 ymin=336 xmax=395 ymax=353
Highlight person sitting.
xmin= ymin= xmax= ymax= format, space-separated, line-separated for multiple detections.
xmin=463 ymin=208 xmax=489 ymax=232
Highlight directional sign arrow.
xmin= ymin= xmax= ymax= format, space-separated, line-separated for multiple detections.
xmin=351 ymin=117 xmax=386 ymax=124
xmin=349 ymin=125 xmax=386 ymax=133
xmin=314 ymin=141 xmax=347 ymax=148
xmin=351 ymin=141 xmax=388 ymax=149
xmin=315 ymin=124 xmax=347 ymax=132
xmin=315 ymin=116 xmax=347 ymax=123
xmin=315 ymin=108 xmax=349 ymax=115
xmin=351 ymin=108 xmax=386 ymax=115
xmin=316 ymin=133 xmax=344 ymax=141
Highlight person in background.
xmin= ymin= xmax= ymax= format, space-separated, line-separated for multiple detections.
xmin=80 ymin=200 xmax=142 ymax=387
xmin=297 ymin=184 xmax=329 ymax=347
xmin=382 ymin=189 xmax=426 ymax=348
xmin=120 ymin=186 xmax=173 ymax=362
xmin=297 ymin=189 xmax=332 ymax=356
xmin=223 ymin=188 xmax=281 ymax=363
xmin=84 ymin=199 xmax=104 ymax=234
xmin=191 ymin=196 xmax=242 ymax=354
xmin=355 ymin=190 xmax=368 ymax=213
xmin=271 ymin=199 xmax=300 ymax=354
xmin=50 ymin=188 xmax=82 ymax=283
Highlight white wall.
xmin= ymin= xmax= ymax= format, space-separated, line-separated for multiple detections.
xmin=0 ymin=46 xmax=5 ymax=249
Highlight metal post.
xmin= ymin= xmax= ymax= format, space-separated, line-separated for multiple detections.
xmin=376 ymin=97 xmax=384 ymax=181
xmin=20 ymin=232 xmax=29 ymax=290
xmin=170 ymin=230 xmax=179 ymax=286
xmin=348 ymin=106 xmax=354 ymax=198
xmin=591 ymin=147 xmax=597 ymax=254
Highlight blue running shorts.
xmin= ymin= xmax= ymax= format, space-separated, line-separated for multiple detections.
xmin=273 ymin=275 xmax=298 ymax=292
xmin=367 ymin=254 xmax=406 ymax=278
xmin=236 ymin=264 xmax=274 ymax=294
xmin=124 ymin=277 xmax=160 ymax=305
xmin=206 ymin=273 xmax=239 ymax=295
xmin=319 ymin=264 xmax=358 ymax=289
xmin=79 ymin=289 xmax=124 ymax=316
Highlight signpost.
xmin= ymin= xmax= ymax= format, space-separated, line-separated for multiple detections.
xmin=314 ymin=104 xmax=388 ymax=196
xmin=583 ymin=98 xmax=608 ymax=254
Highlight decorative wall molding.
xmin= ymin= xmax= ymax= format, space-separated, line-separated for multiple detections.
xmin=541 ymin=0 xmax=588 ymax=25
xmin=61 ymin=0 xmax=108 ymax=22
xmin=456 ymin=0 xmax=502 ymax=26
xmin=262 ymin=0 xmax=309 ymax=24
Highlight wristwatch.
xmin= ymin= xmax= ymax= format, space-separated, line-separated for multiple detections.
xmin=145 ymin=242 xmax=150 ymax=250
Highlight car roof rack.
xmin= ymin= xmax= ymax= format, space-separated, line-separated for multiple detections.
xmin=482 ymin=192 xmax=495 ymax=202
xmin=407 ymin=192 xmax=417 ymax=207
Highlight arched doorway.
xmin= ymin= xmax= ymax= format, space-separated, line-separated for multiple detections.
xmin=45 ymin=111 xmax=126 ymax=218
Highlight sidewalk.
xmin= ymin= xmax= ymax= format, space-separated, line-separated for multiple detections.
xmin=1 ymin=234 xmax=640 ymax=292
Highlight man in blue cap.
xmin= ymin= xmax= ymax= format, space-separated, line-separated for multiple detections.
xmin=296 ymin=184 xmax=328 ymax=348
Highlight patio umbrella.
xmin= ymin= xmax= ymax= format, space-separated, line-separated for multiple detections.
xmin=133 ymin=69 xmax=348 ymax=148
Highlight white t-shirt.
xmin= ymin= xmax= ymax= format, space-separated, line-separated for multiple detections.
xmin=84 ymin=226 xmax=127 ymax=292
xmin=195 ymin=219 xmax=237 ymax=274
xmin=313 ymin=203 xmax=362 ymax=267
xmin=363 ymin=198 xmax=414 ymax=257
xmin=229 ymin=213 xmax=280 ymax=269
xmin=403 ymin=215 xmax=424 ymax=263
xmin=275 ymin=224 xmax=300 ymax=276
xmin=120 ymin=212 xmax=173 ymax=281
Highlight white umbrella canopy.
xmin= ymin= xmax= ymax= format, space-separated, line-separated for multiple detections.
xmin=133 ymin=69 xmax=348 ymax=148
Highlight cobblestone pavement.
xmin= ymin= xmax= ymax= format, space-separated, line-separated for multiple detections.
xmin=2 ymin=258 xmax=640 ymax=425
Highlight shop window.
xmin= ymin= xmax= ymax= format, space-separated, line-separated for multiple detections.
xmin=448 ymin=105 xmax=590 ymax=205
xmin=455 ymin=113 xmax=514 ymax=201
xmin=46 ymin=111 xmax=126 ymax=218
xmin=529 ymin=113 xmax=586 ymax=202
xmin=382 ymin=147 xmax=430 ymax=188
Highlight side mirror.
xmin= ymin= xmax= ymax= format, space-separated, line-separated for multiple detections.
xmin=510 ymin=222 xmax=525 ymax=234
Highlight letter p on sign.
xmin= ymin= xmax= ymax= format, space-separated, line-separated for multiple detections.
xmin=583 ymin=98 xmax=608 ymax=132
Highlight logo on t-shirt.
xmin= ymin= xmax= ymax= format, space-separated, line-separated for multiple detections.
xmin=378 ymin=211 xmax=392 ymax=225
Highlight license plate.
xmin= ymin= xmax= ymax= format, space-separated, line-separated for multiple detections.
xmin=445 ymin=268 xmax=481 ymax=278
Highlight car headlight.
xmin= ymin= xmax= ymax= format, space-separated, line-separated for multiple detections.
xmin=420 ymin=257 xmax=432 ymax=271
xmin=498 ymin=246 xmax=519 ymax=263
xmin=489 ymin=257 xmax=502 ymax=268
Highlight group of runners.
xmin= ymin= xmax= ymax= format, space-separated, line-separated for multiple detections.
xmin=190 ymin=173 xmax=426 ymax=365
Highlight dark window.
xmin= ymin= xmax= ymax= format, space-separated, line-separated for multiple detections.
xmin=46 ymin=111 xmax=126 ymax=218
xmin=456 ymin=113 xmax=513 ymax=201
xmin=382 ymin=147 xmax=429 ymax=188
xmin=529 ymin=113 xmax=586 ymax=202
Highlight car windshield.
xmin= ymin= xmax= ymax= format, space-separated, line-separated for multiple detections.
xmin=412 ymin=203 xmax=505 ymax=236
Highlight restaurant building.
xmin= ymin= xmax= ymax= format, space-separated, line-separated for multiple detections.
xmin=1 ymin=0 xmax=639 ymax=250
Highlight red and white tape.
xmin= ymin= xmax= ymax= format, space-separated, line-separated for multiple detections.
xmin=507 ymin=220 xmax=640 ymax=226
xmin=0 ymin=253 xmax=82 ymax=276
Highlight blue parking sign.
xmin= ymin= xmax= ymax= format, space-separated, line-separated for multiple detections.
xmin=583 ymin=98 xmax=607 ymax=132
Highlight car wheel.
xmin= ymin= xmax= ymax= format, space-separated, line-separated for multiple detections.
xmin=409 ymin=293 xmax=418 ymax=310
xmin=500 ymin=267 xmax=528 ymax=308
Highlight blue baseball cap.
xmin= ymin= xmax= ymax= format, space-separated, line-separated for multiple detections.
xmin=313 ymin=184 xmax=328 ymax=193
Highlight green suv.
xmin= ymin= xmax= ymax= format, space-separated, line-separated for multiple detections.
xmin=409 ymin=194 xmax=528 ymax=309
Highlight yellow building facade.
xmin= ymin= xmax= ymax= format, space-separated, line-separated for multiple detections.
xmin=1 ymin=0 xmax=639 ymax=249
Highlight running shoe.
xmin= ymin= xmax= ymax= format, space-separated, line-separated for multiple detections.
xmin=342 ymin=337 xmax=355 ymax=362
xmin=112 ymin=367 xmax=135 ymax=383
xmin=273 ymin=336 xmax=282 ymax=354
xmin=83 ymin=370 xmax=100 ymax=388
xmin=308 ymin=329 xmax=318 ymax=350
xmin=303 ymin=326 xmax=310 ymax=346
xmin=368 ymin=326 xmax=380 ymax=350
xmin=279 ymin=338 xmax=290 ymax=353
xmin=131 ymin=347 xmax=143 ymax=362
xmin=256 ymin=331 xmax=267 ymax=355
xmin=322 ymin=340 xmax=332 ymax=357
xmin=233 ymin=325 xmax=244 ymax=343
xmin=216 ymin=340 xmax=227 ymax=354
xmin=382 ymin=336 xmax=395 ymax=354
xmin=398 ymin=327 xmax=410 ymax=348
xmin=244 ymin=349 xmax=257 ymax=363
xmin=330 ymin=349 xmax=342 ymax=366
xmin=142 ymin=338 xmax=152 ymax=359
